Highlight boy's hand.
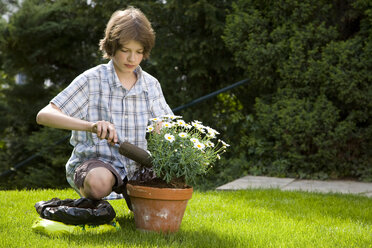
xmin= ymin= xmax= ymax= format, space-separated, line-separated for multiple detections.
xmin=91 ymin=121 xmax=118 ymax=145
xmin=154 ymin=121 xmax=163 ymax=134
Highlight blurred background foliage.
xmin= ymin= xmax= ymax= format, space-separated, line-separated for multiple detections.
xmin=0 ymin=0 xmax=371 ymax=190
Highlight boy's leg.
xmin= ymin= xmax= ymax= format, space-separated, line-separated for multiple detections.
xmin=74 ymin=159 xmax=120 ymax=200
xmin=74 ymin=159 xmax=132 ymax=210
xmin=81 ymin=167 xmax=115 ymax=200
xmin=113 ymin=176 xmax=132 ymax=211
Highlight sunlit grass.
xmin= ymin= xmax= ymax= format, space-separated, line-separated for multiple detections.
xmin=0 ymin=188 xmax=371 ymax=247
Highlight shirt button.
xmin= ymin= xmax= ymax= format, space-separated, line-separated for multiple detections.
xmin=124 ymin=115 xmax=128 ymax=119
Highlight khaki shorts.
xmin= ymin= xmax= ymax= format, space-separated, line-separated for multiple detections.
xmin=73 ymin=159 xmax=124 ymax=193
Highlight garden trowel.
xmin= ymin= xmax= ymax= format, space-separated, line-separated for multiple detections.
xmin=92 ymin=126 xmax=153 ymax=167
xmin=117 ymin=141 xmax=153 ymax=168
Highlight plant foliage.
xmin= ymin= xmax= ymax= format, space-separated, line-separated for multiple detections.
xmin=147 ymin=115 xmax=229 ymax=186
xmin=222 ymin=0 xmax=372 ymax=180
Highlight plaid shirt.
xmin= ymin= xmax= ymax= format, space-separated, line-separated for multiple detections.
xmin=52 ymin=60 xmax=173 ymax=199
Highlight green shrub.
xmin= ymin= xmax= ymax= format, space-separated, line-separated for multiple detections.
xmin=222 ymin=0 xmax=372 ymax=181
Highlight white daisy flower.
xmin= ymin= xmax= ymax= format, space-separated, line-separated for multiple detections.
xmin=192 ymin=122 xmax=202 ymax=128
xmin=163 ymin=122 xmax=173 ymax=128
xmin=176 ymin=120 xmax=186 ymax=127
xmin=197 ymin=127 xmax=206 ymax=133
xmin=219 ymin=139 xmax=230 ymax=147
xmin=192 ymin=121 xmax=207 ymax=131
xmin=217 ymin=154 xmax=221 ymax=160
xmin=162 ymin=114 xmax=182 ymax=120
xmin=178 ymin=132 xmax=188 ymax=138
xmin=170 ymin=115 xmax=182 ymax=119
xmin=207 ymin=133 xmax=216 ymax=139
xmin=206 ymin=127 xmax=219 ymax=138
xmin=164 ymin=134 xmax=175 ymax=142
xmin=185 ymin=124 xmax=192 ymax=129
xmin=193 ymin=142 xmax=205 ymax=150
xmin=146 ymin=126 xmax=154 ymax=132
xmin=150 ymin=118 xmax=164 ymax=124
xmin=161 ymin=114 xmax=172 ymax=119
xmin=206 ymin=141 xmax=215 ymax=147
xmin=190 ymin=138 xmax=199 ymax=143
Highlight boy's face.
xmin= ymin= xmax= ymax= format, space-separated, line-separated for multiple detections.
xmin=112 ymin=40 xmax=144 ymax=74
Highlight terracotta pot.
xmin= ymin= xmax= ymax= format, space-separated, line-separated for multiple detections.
xmin=126 ymin=183 xmax=193 ymax=233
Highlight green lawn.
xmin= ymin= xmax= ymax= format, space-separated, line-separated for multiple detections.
xmin=0 ymin=188 xmax=371 ymax=248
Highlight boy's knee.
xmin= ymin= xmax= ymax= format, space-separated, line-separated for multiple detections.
xmin=80 ymin=168 xmax=115 ymax=200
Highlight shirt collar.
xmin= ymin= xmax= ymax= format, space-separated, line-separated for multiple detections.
xmin=108 ymin=60 xmax=147 ymax=94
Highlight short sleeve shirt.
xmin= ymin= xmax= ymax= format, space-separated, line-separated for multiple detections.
xmin=51 ymin=60 xmax=173 ymax=199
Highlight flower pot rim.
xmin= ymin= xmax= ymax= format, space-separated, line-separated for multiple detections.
xmin=126 ymin=183 xmax=193 ymax=201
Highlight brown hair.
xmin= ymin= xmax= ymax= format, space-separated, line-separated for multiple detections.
xmin=99 ymin=6 xmax=155 ymax=59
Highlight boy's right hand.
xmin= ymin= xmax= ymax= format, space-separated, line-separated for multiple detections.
xmin=91 ymin=121 xmax=118 ymax=145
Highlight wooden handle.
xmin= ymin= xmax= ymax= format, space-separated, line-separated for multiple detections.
xmin=119 ymin=142 xmax=153 ymax=168
xmin=91 ymin=124 xmax=97 ymax=133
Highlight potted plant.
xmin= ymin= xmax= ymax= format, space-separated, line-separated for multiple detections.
xmin=126 ymin=115 xmax=229 ymax=233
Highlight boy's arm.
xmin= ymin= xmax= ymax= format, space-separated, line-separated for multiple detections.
xmin=36 ymin=103 xmax=94 ymax=132
xmin=36 ymin=103 xmax=118 ymax=144
xmin=151 ymin=80 xmax=173 ymax=118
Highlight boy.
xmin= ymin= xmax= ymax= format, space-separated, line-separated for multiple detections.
xmin=36 ymin=7 xmax=172 ymax=206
